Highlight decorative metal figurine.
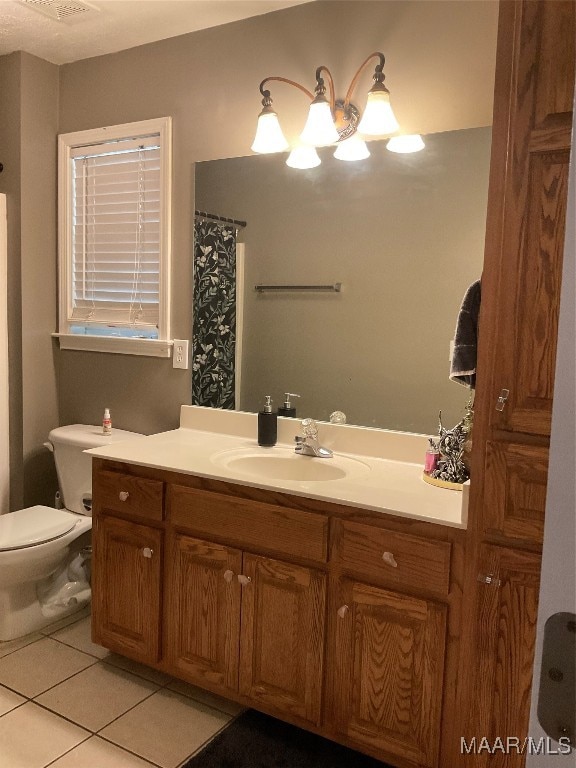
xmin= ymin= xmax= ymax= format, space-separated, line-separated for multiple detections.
xmin=429 ymin=399 xmax=473 ymax=485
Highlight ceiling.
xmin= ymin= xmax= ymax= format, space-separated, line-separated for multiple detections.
xmin=0 ymin=0 xmax=312 ymax=65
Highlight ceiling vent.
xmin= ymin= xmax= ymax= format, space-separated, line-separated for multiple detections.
xmin=18 ymin=0 xmax=100 ymax=24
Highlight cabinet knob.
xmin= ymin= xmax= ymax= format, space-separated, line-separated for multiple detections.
xmin=223 ymin=569 xmax=234 ymax=583
xmin=142 ymin=547 xmax=154 ymax=559
xmin=119 ymin=491 xmax=130 ymax=502
xmin=382 ymin=551 xmax=398 ymax=568
xmin=337 ymin=604 xmax=349 ymax=619
xmin=478 ymin=572 xmax=501 ymax=586
xmin=237 ymin=574 xmax=252 ymax=586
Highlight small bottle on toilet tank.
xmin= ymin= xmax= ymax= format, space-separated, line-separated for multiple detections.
xmin=102 ymin=408 xmax=112 ymax=435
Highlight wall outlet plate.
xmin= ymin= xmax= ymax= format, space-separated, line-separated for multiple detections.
xmin=173 ymin=339 xmax=189 ymax=369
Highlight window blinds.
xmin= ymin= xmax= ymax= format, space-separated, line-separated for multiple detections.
xmin=70 ymin=135 xmax=161 ymax=328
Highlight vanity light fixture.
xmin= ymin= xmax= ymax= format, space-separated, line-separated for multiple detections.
xmin=386 ymin=134 xmax=425 ymax=153
xmin=333 ymin=133 xmax=371 ymax=162
xmin=286 ymin=145 xmax=321 ymax=169
xmin=251 ymin=52 xmax=399 ymax=158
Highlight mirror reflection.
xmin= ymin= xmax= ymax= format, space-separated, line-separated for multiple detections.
xmin=194 ymin=126 xmax=490 ymax=434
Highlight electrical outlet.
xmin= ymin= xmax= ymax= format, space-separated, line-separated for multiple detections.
xmin=172 ymin=339 xmax=189 ymax=369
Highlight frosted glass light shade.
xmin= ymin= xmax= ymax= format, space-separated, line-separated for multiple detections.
xmin=251 ymin=111 xmax=289 ymax=154
xmin=300 ymin=101 xmax=339 ymax=146
xmin=333 ymin=134 xmax=370 ymax=162
xmin=357 ymin=91 xmax=399 ymax=136
xmin=387 ymin=134 xmax=425 ymax=153
xmin=286 ymin=145 xmax=321 ymax=169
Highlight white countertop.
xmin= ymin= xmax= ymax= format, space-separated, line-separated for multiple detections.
xmin=86 ymin=406 xmax=468 ymax=529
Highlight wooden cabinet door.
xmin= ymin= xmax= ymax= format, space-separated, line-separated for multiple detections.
xmin=239 ymin=554 xmax=326 ymax=725
xmin=92 ymin=515 xmax=162 ymax=663
xmin=330 ymin=579 xmax=447 ymax=768
xmin=483 ymin=0 xmax=575 ymax=439
xmin=165 ymin=533 xmax=242 ymax=693
xmin=470 ymin=545 xmax=541 ymax=768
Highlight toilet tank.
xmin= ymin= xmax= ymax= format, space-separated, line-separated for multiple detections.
xmin=48 ymin=424 xmax=143 ymax=515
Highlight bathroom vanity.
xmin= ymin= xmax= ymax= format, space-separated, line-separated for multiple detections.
xmin=89 ymin=408 xmax=467 ymax=768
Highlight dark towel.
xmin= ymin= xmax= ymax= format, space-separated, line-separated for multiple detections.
xmin=450 ymin=279 xmax=481 ymax=389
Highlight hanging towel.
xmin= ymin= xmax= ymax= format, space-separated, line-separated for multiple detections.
xmin=450 ymin=279 xmax=481 ymax=389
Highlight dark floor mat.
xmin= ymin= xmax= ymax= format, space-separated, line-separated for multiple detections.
xmin=183 ymin=709 xmax=392 ymax=768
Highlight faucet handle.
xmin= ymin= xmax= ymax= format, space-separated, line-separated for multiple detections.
xmin=301 ymin=418 xmax=318 ymax=439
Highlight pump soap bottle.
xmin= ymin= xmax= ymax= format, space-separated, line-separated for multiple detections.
xmin=258 ymin=396 xmax=277 ymax=447
xmin=102 ymin=408 xmax=112 ymax=435
xmin=277 ymin=393 xmax=300 ymax=418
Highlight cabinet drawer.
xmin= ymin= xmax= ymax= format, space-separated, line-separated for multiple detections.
xmin=95 ymin=470 xmax=164 ymax=522
xmin=334 ymin=520 xmax=451 ymax=596
xmin=169 ymin=485 xmax=328 ymax=563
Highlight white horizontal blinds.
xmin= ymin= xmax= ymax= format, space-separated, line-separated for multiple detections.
xmin=70 ymin=135 xmax=161 ymax=327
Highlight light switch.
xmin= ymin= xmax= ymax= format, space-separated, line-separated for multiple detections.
xmin=172 ymin=339 xmax=189 ymax=369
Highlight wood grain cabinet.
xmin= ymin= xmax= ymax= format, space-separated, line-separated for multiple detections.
xmin=92 ymin=462 xmax=461 ymax=768
xmin=165 ymin=531 xmax=326 ymax=726
xmin=92 ymin=514 xmax=163 ymax=663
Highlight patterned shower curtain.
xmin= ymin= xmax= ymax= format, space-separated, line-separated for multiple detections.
xmin=192 ymin=220 xmax=237 ymax=409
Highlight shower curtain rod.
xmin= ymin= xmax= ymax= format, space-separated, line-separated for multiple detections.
xmin=194 ymin=210 xmax=247 ymax=228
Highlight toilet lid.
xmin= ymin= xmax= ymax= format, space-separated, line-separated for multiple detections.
xmin=0 ymin=506 xmax=78 ymax=551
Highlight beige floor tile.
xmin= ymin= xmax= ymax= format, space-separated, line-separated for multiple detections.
xmin=100 ymin=688 xmax=231 ymax=768
xmin=49 ymin=735 xmax=158 ymax=768
xmin=0 ymin=636 xmax=96 ymax=697
xmin=40 ymin=605 xmax=92 ymax=635
xmin=165 ymin=678 xmax=244 ymax=717
xmin=51 ymin=615 xmax=109 ymax=659
xmin=0 ymin=701 xmax=89 ymax=768
xmin=104 ymin=652 xmax=172 ymax=685
xmin=0 ymin=631 xmax=43 ymax=658
xmin=36 ymin=660 xmax=159 ymax=732
xmin=0 ymin=684 xmax=26 ymax=716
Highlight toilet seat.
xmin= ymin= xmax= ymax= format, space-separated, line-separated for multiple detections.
xmin=0 ymin=506 xmax=79 ymax=552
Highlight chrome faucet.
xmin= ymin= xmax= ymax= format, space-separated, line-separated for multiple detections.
xmin=294 ymin=418 xmax=333 ymax=458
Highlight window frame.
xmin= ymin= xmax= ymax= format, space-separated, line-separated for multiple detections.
xmin=56 ymin=117 xmax=173 ymax=357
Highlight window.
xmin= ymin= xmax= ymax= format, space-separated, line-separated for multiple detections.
xmin=57 ymin=117 xmax=172 ymax=356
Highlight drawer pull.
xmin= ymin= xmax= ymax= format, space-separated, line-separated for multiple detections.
xmin=142 ymin=547 xmax=154 ymax=559
xmin=382 ymin=551 xmax=398 ymax=568
xmin=237 ymin=574 xmax=252 ymax=586
xmin=223 ymin=569 xmax=234 ymax=583
xmin=337 ymin=604 xmax=349 ymax=619
xmin=119 ymin=491 xmax=130 ymax=502
xmin=478 ymin=572 xmax=501 ymax=587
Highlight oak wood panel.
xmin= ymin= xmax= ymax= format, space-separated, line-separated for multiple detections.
xmin=239 ymin=554 xmax=326 ymax=726
xmin=94 ymin=469 xmax=164 ymax=522
xmin=169 ymin=484 xmax=328 ymax=563
xmin=469 ymin=545 xmax=541 ymax=768
xmin=483 ymin=441 xmax=548 ymax=544
xmin=334 ymin=520 xmax=451 ymax=597
xmin=485 ymin=1 xmax=574 ymax=439
xmin=92 ymin=515 xmax=162 ymax=662
xmin=164 ymin=533 xmax=242 ymax=692
xmin=329 ymin=579 xmax=447 ymax=768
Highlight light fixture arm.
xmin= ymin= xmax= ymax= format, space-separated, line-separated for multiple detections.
xmin=344 ymin=51 xmax=387 ymax=107
xmin=314 ymin=66 xmax=336 ymax=109
xmin=258 ymin=77 xmax=314 ymax=107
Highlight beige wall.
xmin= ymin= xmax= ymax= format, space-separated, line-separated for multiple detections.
xmin=0 ymin=52 xmax=60 ymax=509
xmin=20 ymin=53 xmax=60 ymax=507
xmin=196 ymin=127 xmax=490 ymax=434
xmin=56 ymin=0 xmax=497 ymax=436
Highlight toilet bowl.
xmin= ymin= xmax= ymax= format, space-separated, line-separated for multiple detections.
xmin=0 ymin=424 xmax=142 ymax=642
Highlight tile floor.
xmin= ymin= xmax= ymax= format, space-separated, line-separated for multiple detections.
xmin=0 ymin=608 xmax=242 ymax=768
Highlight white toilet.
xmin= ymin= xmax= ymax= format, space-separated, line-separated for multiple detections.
xmin=0 ymin=424 xmax=141 ymax=642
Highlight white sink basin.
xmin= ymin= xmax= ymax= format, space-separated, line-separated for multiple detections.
xmin=212 ymin=447 xmax=370 ymax=483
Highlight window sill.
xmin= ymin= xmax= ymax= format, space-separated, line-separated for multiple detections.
xmin=53 ymin=333 xmax=173 ymax=358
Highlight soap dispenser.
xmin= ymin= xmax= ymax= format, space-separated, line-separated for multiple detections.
xmin=277 ymin=393 xmax=300 ymax=418
xmin=258 ymin=396 xmax=277 ymax=447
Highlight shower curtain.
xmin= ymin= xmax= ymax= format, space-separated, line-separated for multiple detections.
xmin=192 ymin=219 xmax=237 ymax=409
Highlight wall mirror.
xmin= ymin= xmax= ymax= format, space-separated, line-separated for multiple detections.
xmin=193 ymin=125 xmax=490 ymax=435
